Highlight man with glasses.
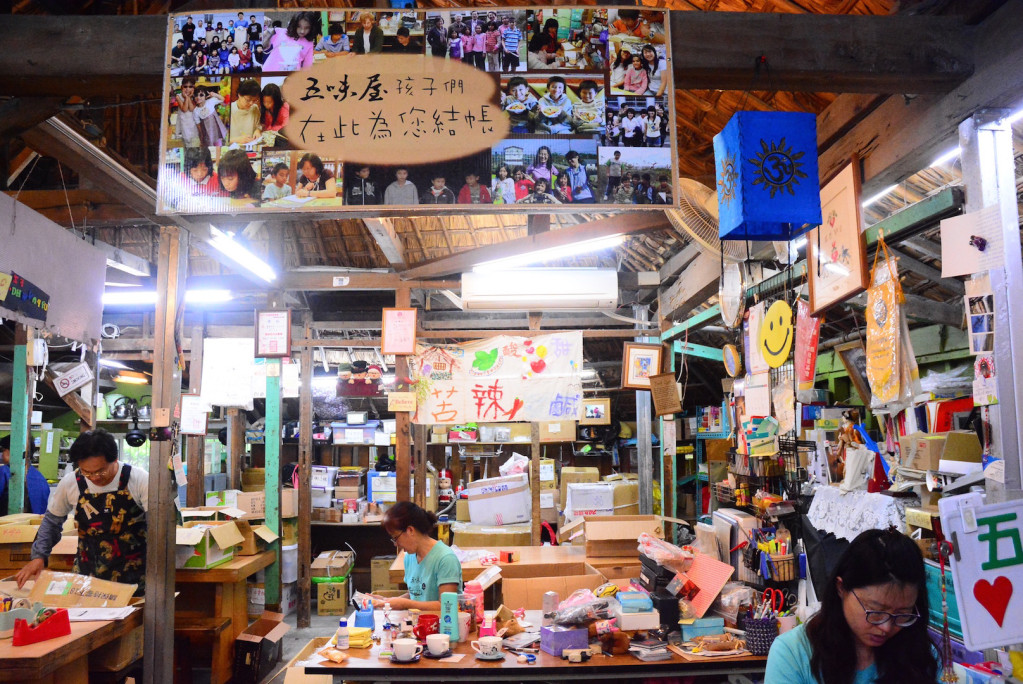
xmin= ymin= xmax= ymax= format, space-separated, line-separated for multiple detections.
xmin=15 ymin=429 xmax=148 ymax=595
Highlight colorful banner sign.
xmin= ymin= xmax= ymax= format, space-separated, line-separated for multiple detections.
xmin=2 ymin=272 xmax=50 ymax=323
xmin=794 ymin=298 xmax=821 ymax=395
xmin=157 ymin=8 xmax=677 ymax=215
xmin=412 ymin=332 xmax=583 ymax=424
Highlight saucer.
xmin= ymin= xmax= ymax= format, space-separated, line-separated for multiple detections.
xmin=474 ymin=651 xmax=506 ymax=662
xmin=390 ymin=653 xmax=422 ymax=664
xmin=423 ymin=649 xmax=454 ymax=659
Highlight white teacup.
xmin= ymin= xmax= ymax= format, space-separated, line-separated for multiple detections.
xmin=393 ymin=638 xmax=423 ymax=662
xmin=471 ymin=635 xmax=502 ymax=657
xmin=426 ymin=633 xmax=450 ymax=656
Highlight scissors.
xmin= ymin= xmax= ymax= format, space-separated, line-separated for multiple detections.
xmin=761 ymin=588 xmax=789 ymax=614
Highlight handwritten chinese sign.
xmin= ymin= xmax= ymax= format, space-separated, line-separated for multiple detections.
xmin=381 ymin=307 xmax=418 ymax=355
xmin=412 ymin=332 xmax=583 ymax=424
xmin=939 ymin=493 xmax=1023 ymax=650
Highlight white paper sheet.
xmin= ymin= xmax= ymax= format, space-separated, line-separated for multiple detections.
xmin=940 ymin=206 xmax=1005 ymax=277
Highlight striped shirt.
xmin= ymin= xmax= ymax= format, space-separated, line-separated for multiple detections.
xmin=502 ymin=27 xmax=522 ymax=53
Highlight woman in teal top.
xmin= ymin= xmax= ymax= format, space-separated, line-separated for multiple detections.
xmin=368 ymin=501 xmax=462 ymax=611
xmin=765 ymin=527 xmax=938 ymax=684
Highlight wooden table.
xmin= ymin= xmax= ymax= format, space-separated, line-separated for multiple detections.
xmin=0 ymin=607 xmax=143 ymax=683
xmin=389 ymin=546 xmax=641 ymax=585
xmin=175 ymin=551 xmax=275 ymax=684
xmin=296 ymin=636 xmax=767 ymax=681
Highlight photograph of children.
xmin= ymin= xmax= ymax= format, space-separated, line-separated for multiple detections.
xmin=425 ymin=11 xmax=527 ymax=72
xmin=968 ymin=294 xmax=995 ymax=354
xmin=607 ymin=9 xmax=665 ymax=45
xmin=229 ymin=77 xmax=264 ymax=146
xmin=344 ymin=163 xmax=381 ymax=205
xmin=491 ymin=139 xmax=597 ymax=204
xmin=260 ymin=151 xmax=295 ymax=203
xmin=524 ymin=9 xmax=608 ymax=70
xmin=260 ymin=11 xmax=321 ymax=73
xmin=295 ymin=152 xmax=343 ymax=205
xmin=606 ymin=97 xmax=670 ymax=148
xmin=359 ymin=152 xmax=491 ymax=206
xmin=170 ymin=12 xmax=268 ymax=75
xmin=257 ymin=76 xmax=291 ymax=148
xmin=348 ymin=11 xmax=384 ymax=54
xmin=501 ymin=74 xmax=603 ymax=135
xmin=160 ymin=146 xmax=228 ymax=213
xmin=316 ymin=13 xmax=353 ymax=59
xmin=168 ymin=76 xmax=232 ymax=149
xmin=597 ymin=146 xmax=672 ymax=205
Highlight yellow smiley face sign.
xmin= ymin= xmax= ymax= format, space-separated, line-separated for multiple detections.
xmin=758 ymin=300 xmax=794 ymax=368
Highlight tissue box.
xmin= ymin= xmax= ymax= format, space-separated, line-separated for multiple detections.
xmin=540 ymin=624 xmax=589 ymax=657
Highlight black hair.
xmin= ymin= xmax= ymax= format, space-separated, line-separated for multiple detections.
xmin=394 ymin=165 xmax=408 ymax=173
xmin=641 ymin=173 xmax=651 ymax=181
xmin=507 ymin=76 xmax=528 ymax=91
xmin=328 ymin=22 xmax=344 ymax=36
xmin=806 ymin=528 xmax=936 ymax=684
xmin=612 ymin=45 xmax=633 ymax=70
xmin=180 ymin=75 xmax=196 ymax=88
xmin=298 ymin=152 xmax=324 ymax=176
xmin=546 ymin=75 xmax=566 ymax=87
xmin=565 ymin=150 xmax=580 ymax=161
xmin=659 ymin=175 xmax=668 ymax=182
xmin=617 ymin=9 xmax=640 ymax=21
xmin=534 ymin=145 xmax=554 ymax=171
xmin=183 ymin=146 xmax=213 ymax=173
xmin=237 ymin=78 xmax=261 ymax=99
xmin=396 ymin=26 xmax=410 ymax=38
xmin=260 ymin=83 xmax=285 ymax=126
xmin=0 ymin=434 xmax=35 ymax=457
xmin=271 ymin=162 xmax=289 ymax=176
xmin=580 ymin=79 xmax=598 ymax=93
xmin=286 ymin=11 xmax=320 ymax=42
xmin=527 ymin=17 xmax=559 ymax=53
xmin=534 ymin=178 xmax=549 ymax=191
xmin=614 ymin=150 xmax=621 ymax=156
xmin=647 ymin=106 xmax=656 ymax=113
xmin=486 ymin=21 xmax=497 ymax=31
xmin=624 ymin=107 xmax=635 ymax=117
xmin=69 ymin=429 xmax=119 ymax=464
xmin=384 ymin=500 xmax=438 ymax=536
xmin=217 ymin=149 xmax=258 ymax=199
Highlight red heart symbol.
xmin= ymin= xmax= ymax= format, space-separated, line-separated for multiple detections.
xmin=524 ymin=340 xmax=533 ymax=346
xmin=530 ymin=359 xmax=546 ymax=374
xmin=973 ymin=576 xmax=1013 ymax=627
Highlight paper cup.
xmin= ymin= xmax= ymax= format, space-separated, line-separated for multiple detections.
xmin=777 ymin=615 xmax=799 ymax=634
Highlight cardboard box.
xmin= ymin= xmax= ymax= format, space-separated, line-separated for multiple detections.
xmin=234 ymin=520 xmax=279 ymax=556
xmin=899 ymin=432 xmax=946 ymax=471
xmin=558 ymin=517 xmax=585 ymax=545
xmin=539 ymin=420 xmax=576 ymax=442
xmin=281 ymin=518 xmax=298 ymax=546
xmin=234 ymin=611 xmax=290 ymax=683
xmin=28 ymin=570 xmax=137 ymax=607
xmin=315 ymin=578 xmax=350 ymax=616
xmin=248 ymin=582 xmax=298 ymax=617
xmin=501 ymin=562 xmax=605 ymax=610
xmin=467 ymin=473 xmax=530 ymax=526
xmin=905 ymin=505 xmax=939 ymax=532
xmin=560 ymin=466 xmax=599 ymax=504
xmin=455 ymin=498 xmax=470 ymax=522
xmin=611 ymin=480 xmax=639 ymax=516
xmin=564 ymin=482 xmax=615 ymax=522
xmin=371 ymin=555 xmax=399 ymax=592
xmin=452 ymin=522 xmax=532 ymax=547
xmin=584 ymin=515 xmax=663 ymax=557
xmin=311 ymin=550 xmax=354 ymax=579
xmin=176 ymin=520 xmax=242 ymax=569
xmin=938 ymin=430 xmax=983 ymax=475
xmin=334 ymin=486 xmax=364 ymax=500
xmin=539 ymin=488 xmax=560 ymax=525
xmin=89 ymin=625 xmax=144 ymax=671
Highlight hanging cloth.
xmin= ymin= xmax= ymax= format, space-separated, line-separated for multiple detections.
xmin=866 ymin=235 xmax=903 ymax=406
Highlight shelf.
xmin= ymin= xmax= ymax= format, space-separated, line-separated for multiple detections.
xmin=311 ymin=520 xmax=382 ymax=527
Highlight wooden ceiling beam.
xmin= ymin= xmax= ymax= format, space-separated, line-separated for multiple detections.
xmin=0 ymin=97 xmax=66 ymax=138
xmin=669 ymin=11 xmax=972 ymax=93
xmin=399 ymin=211 xmax=670 ymax=280
xmin=363 ymin=218 xmax=407 ymax=269
xmin=4 ymin=189 xmax=149 ymax=228
xmin=184 ymin=270 xmax=458 ymax=293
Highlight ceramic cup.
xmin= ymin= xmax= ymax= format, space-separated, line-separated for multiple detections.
xmin=393 ymin=638 xmax=423 ymax=662
xmin=471 ymin=635 xmax=502 ymax=657
xmin=777 ymin=615 xmax=799 ymax=634
xmin=414 ymin=613 xmax=440 ymax=640
xmin=457 ymin=611 xmax=471 ymax=642
xmin=426 ymin=633 xmax=450 ymax=656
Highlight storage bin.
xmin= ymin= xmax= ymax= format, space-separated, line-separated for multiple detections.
xmin=281 ymin=544 xmax=298 ymax=584
xmin=764 ymin=553 xmax=797 ymax=582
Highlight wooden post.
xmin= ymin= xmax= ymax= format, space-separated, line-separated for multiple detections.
xmin=530 ymin=423 xmax=541 ymax=545
xmin=264 ymin=356 xmax=283 ymax=610
xmin=144 ymin=225 xmax=187 ymax=684
xmin=297 ymin=313 xmax=313 ymax=629
xmin=185 ymin=325 xmax=205 ymax=507
xmin=413 ymin=424 xmax=427 ymax=508
xmin=394 ymin=288 xmax=412 ymax=505
xmin=7 ymin=325 xmax=30 ymax=515
xmin=227 ymin=408 xmax=245 ymax=490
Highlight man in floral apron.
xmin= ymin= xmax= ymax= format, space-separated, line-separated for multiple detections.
xmin=15 ymin=430 xmax=148 ymax=596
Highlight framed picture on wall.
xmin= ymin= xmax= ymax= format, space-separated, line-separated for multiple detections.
xmin=255 ymin=308 xmax=291 ymax=358
xmin=621 ymin=342 xmax=664 ymax=390
xmin=580 ymin=397 xmax=611 ymax=425
xmin=834 ymin=340 xmax=872 ymax=406
xmin=808 ymin=158 xmax=869 ymax=316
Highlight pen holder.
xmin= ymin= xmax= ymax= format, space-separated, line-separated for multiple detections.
xmin=744 ymin=616 xmax=778 ymax=656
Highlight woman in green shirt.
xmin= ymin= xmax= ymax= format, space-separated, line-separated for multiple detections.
xmin=369 ymin=501 xmax=462 ymax=611
xmin=765 ymin=527 xmax=938 ymax=684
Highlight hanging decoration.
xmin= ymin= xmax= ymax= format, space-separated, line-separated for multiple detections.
xmin=713 ymin=111 xmax=822 ymax=242
xmin=794 ymin=299 xmax=821 ymax=401
xmin=757 ymin=299 xmax=794 ymax=369
xmin=865 ymin=237 xmax=902 ymax=406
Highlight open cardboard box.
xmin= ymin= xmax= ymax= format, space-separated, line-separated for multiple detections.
xmin=234 ymin=611 xmax=290 ymax=683
xmin=500 ymin=562 xmax=605 ymax=610
xmin=176 ymin=515 xmax=244 ymax=569
xmin=584 ymin=515 xmax=663 ymax=557
xmin=234 ymin=519 xmax=279 ymax=556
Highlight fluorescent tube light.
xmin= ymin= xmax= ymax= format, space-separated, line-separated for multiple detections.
xmin=1006 ymin=106 xmax=1023 ymax=126
xmin=473 ymin=234 xmax=624 ymax=272
xmin=930 ymin=146 xmax=961 ymax=167
xmin=209 ymin=226 xmax=277 ymax=282
xmin=114 ymin=370 xmax=149 ymax=385
xmin=861 ymin=184 xmax=899 ymax=208
xmin=103 ymin=290 xmax=233 ymax=306
xmin=99 ymin=358 xmax=131 ymax=370
xmin=105 ymin=259 xmax=150 ymax=277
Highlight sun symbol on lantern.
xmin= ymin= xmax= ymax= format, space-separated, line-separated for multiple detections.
xmin=749 ymin=137 xmax=807 ymax=198
xmin=717 ymin=152 xmax=738 ymax=206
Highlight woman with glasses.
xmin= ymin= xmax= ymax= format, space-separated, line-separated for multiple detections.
xmin=14 ymin=429 xmax=148 ymax=596
xmin=367 ymin=500 xmax=462 ymax=611
xmin=765 ymin=527 xmax=937 ymax=683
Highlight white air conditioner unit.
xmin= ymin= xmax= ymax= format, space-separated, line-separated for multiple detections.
xmin=460 ymin=268 xmax=619 ymax=311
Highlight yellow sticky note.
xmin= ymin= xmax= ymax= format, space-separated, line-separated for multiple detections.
xmin=0 ymin=272 xmax=11 ymax=302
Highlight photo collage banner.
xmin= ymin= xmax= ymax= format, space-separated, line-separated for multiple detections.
xmin=157 ymin=7 xmax=678 ymax=215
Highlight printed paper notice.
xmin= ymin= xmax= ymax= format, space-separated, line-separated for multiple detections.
xmin=941 ymin=206 xmax=1005 ymax=277
xmin=179 ymin=394 xmax=209 ymax=435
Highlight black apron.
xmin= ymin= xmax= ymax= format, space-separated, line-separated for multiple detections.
xmin=73 ymin=464 xmax=147 ymax=596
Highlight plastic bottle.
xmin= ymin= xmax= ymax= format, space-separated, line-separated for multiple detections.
xmin=334 ymin=618 xmax=349 ymax=649
xmin=463 ymin=580 xmax=485 ymax=622
xmin=542 ymin=590 xmax=559 ymax=627
xmin=437 ymin=514 xmax=451 ymax=546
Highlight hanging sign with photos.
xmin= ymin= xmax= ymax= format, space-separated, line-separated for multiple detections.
xmin=157 ymin=7 xmax=679 ymax=216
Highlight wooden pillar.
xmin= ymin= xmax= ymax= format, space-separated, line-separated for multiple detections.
xmin=7 ymin=325 xmax=30 ymax=515
xmin=143 ymin=225 xmax=187 ymax=684
xmin=394 ymin=288 xmax=412 ymax=505
xmin=530 ymin=423 xmax=541 ymax=545
xmin=227 ymin=408 xmax=245 ymax=490
xmin=185 ymin=326 xmax=205 ymax=507
xmin=297 ymin=313 xmax=313 ymax=628
xmin=412 ymin=424 xmax=427 ymax=507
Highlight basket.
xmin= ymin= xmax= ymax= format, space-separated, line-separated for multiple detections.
xmin=744 ymin=617 xmax=778 ymax=656
xmin=764 ymin=553 xmax=797 ymax=582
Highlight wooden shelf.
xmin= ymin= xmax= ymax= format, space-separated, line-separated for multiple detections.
xmin=311 ymin=520 xmax=382 ymax=527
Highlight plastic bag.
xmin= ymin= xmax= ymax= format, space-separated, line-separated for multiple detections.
xmin=499 ymin=452 xmax=530 ymax=477
xmin=709 ymin=582 xmax=758 ymax=624
xmin=637 ymin=533 xmax=694 ymax=574
xmin=694 ymin=522 xmax=720 ymax=561
xmin=554 ymin=590 xmax=621 ymax=626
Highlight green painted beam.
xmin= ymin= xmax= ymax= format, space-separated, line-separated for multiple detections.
xmin=264 ymin=359 xmax=282 ymax=607
xmin=660 ymin=304 xmax=721 ymax=342
xmin=8 ymin=342 xmax=28 ymax=515
xmin=862 ymin=187 xmax=963 ymax=247
xmin=673 ymin=340 xmax=724 ymax=362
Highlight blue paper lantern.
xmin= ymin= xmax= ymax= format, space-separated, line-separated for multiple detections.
xmin=713 ymin=111 xmax=822 ymax=242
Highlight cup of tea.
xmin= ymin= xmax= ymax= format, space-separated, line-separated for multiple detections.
xmin=413 ymin=613 xmax=439 ymax=640
xmin=471 ymin=635 xmax=503 ymax=658
xmin=426 ymin=633 xmax=450 ymax=656
xmin=393 ymin=638 xmax=423 ymax=662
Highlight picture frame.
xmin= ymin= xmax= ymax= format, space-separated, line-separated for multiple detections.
xmin=255 ymin=308 xmax=292 ymax=358
xmin=381 ymin=307 xmax=418 ymax=355
xmin=834 ymin=340 xmax=872 ymax=406
xmin=807 ymin=157 xmax=869 ymax=316
xmin=649 ymin=372 xmax=682 ymax=417
xmin=580 ymin=397 xmax=611 ymax=425
xmin=621 ymin=342 xmax=664 ymax=390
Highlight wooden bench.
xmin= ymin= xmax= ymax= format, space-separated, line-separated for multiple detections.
xmin=174 ymin=616 xmax=232 ymax=684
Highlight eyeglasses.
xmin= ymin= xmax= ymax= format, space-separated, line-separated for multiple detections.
xmin=389 ymin=529 xmax=407 ymax=546
xmin=78 ymin=463 xmax=111 ymax=479
xmin=851 ymin=590 xmax=919 ymax=627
